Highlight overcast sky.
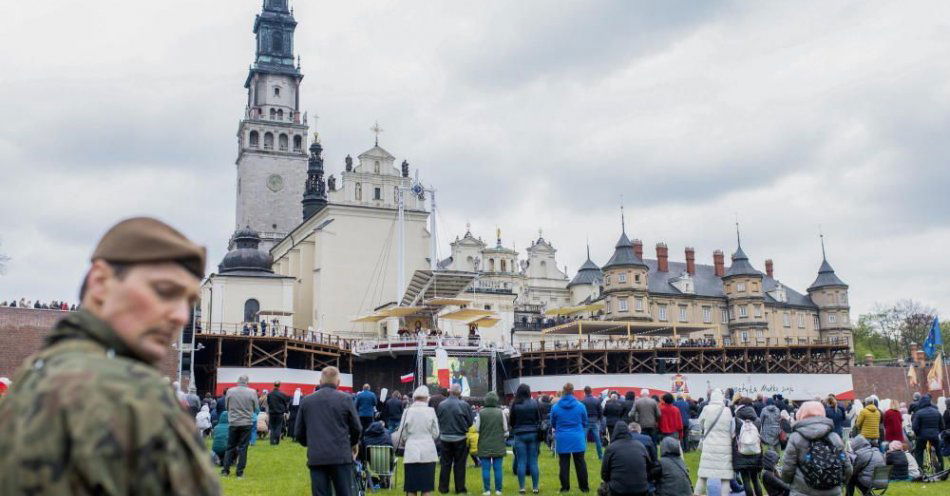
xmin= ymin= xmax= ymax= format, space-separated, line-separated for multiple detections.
xmin=1 ymin=1 xmax=948 ymax=318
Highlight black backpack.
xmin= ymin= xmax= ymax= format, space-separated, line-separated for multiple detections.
xmin=799 ymin=437 xmax=845 ymax=490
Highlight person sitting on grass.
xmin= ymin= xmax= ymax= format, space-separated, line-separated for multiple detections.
xmin=885 ymin=441 xmax=909 ymax=481
xmin=211 ymin=411 xmax=230 ymax=465
xmin=845 ymin=435 xmax=883 ymax=496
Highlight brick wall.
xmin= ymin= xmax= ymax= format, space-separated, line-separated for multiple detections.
xmin=851 ymin=366 xmax=932 ymax=403
xmin=0 ymin=307 xmax=179 ymax=381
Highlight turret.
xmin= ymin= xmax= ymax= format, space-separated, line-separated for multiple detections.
xmin=301 ymin=136 xmax=327 ymax=219
xmin=721 ymin=226 xmax=767 ymax=342
xmin=568 ymin=244 xmax=603 ymax=305
xmin=602 ymin=208 xmax=650 ymax=319
xmin=807 ymin=235 xmax=851 ymax=345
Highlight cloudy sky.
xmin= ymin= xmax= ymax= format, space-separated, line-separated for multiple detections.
xmin=1 ymin=1 xmax=948 ymax=318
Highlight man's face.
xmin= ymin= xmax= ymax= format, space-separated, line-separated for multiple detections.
xmin=86 ymin=260 xmax=199 ymax=363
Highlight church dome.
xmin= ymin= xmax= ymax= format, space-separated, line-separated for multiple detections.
xmin=218 ymin=227 xmax=274 ymax=274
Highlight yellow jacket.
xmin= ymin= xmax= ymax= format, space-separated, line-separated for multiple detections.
xmin=466 ymin=424 xmax=479 ymax=450
xmin=855 ymin=404 xmax=881 ymax=440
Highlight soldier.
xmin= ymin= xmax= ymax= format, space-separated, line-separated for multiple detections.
xmin=0 ymin=217 xmax=220 ymax=495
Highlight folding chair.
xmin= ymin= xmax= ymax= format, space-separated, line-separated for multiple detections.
xmin=868 ymin=464 xmax=891 ymax=495
xmin=366 ymin=445 xmax=398 ymax=491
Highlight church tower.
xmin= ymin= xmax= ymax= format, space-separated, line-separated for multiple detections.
xmin=234 ymin=0 xmax=309 ymax=250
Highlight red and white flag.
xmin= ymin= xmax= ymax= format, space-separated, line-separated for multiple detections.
xmin=400 ymin=372 xmax=414 ymax=383
xmin=435 ymin=348 xmax=450 ymax=388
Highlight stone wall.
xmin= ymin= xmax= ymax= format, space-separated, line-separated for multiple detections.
xmin=0 ymin=307 xmax=179 ymax=382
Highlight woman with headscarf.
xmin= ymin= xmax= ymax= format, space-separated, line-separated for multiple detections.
xmin=655 ymin=436 xmax=691 ymax=496
xmin=288 ymin=387 xmax=302 ymax=440
xmin=398 ymin=385 xmax=440 ymax=496
xmin=694 ymin=389 xmax=734 ymax=496
xmin=780 ymin=401 xmax=852 ymax=496
xmin=476 ymin=391 xmax=508 ymax=495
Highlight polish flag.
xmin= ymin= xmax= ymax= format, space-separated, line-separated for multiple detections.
xmin=400 ymin=372 xmax=414 ymax=383
xmin=435 ymin=348 xmax=450 ymax=388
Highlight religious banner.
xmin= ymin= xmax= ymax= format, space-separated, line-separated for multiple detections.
xmin=928 ymin=353 xmax=944 ymax=392
xmin=215 ymin=367 xmax=354 ymax=395
xmin=908 ymin=365 xmax=918 ymax=387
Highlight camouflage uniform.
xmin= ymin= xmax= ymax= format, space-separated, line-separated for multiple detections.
xmin=0 ymin=310 xmax=221 ymax=495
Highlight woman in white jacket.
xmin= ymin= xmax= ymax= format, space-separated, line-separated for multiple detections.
xmin=398 ymin=386 xmax=441 ymax=496
xmin=694 ymin=389 xmax=734 ymax=496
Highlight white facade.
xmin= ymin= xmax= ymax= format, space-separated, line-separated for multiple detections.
xmin=200 ymin=274 xmax=295 ymax=331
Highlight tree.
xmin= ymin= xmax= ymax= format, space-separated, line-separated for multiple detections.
xmin=856 ymin=300 xmax=938 ymax=360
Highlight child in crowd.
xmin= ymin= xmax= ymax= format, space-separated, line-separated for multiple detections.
xmin=761 ymin=450 xmax=790 ymax=496
xmin=885 ymin=440 xmax=909 ymax=481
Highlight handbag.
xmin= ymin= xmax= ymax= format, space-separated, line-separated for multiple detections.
xmin=698 ymin=406 xmax=725 ymax=451
xmin=535 ymin=401 xmax=548 ymax=442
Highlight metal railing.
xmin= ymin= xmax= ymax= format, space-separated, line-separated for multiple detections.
xmin=198 ymin=322 xmax=353 ymax=350
xmin=514 ymin=336 xmax=851 ymax=353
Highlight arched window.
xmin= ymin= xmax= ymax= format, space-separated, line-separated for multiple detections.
xmin=274 ymin=86 xmax=281 ymax=97
xmin=264 ymin=132 xmax=274 ymax=149
xmin=394 ymin=186 xmax=399 ymax=203
xmin=272 ymin=30 xmax=284 ymax=54
xmin=277 ymin=109 xmax=284 ymax=120
xmin=244 ymin=299 xmax=260 ymax=323
xmin=374 ymin=160 xmax=380 ymax=174
xmin=279 ymin=133 xmax=288 ymax=151
xmin=269 ymin=108 xmax=276 ymax=120
xmin=500 ymin=260 xmax=507 ymax=272
xmin=355 ymin=182 xmax=362 ymax=201
xmin=293 ymin=135 xmax=302 ymax=151
xmin=489 ymin=259 xmax=495 ymax=272
xmin=249 ymin=130 xmax=259 ymax=148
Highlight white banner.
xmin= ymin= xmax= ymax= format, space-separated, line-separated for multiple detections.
xmin=505 ymin=373 xmax=854 ymax=401
xmin=216 ymin=367 xmax=353 ymax=394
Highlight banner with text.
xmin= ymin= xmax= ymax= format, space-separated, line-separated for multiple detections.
xmin=216 ymin=367 xmax=353 ymax=395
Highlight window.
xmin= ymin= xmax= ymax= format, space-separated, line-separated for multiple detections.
xmin=355 ymin=182 xmax=362 ymax=201
xmin=619 ymin=299 xmax=629 ymax=312
xmin=374 ymin=161 xmax=380 ymax=174
xmin=724 ymin=336 xmax=733 ymax=345
xmin=658 ymin=304 xmax=668 ymax=321
xmin=814 ymin=315 xmax=820 ymax=328
xmin=619 ymin=273 xmax=627 ymax=283
xmin=605 ymin=300 xmax=611 ymax=313
xmin=249 ymin=130 xmax=259 ymax=147
xmin=740 ymin=331 xmax=749 ymax=343
xmin=635 ymin=297 xmax=644 ymax=312
xmin=782 ymin=312 xmax=790 ymax=327
xmin=277 ymin=109 xmax=284 ymax=120
xmin=721 ymin=307 xmax=729 ymax=323
xmin=737 ymin=282 xmax=746 ymax=292
xmin=293 ymin=135 xmax=302 ymax=151
xmin=754 ymin=305 xmax=762 ymax=318
xmin=278 ymin=133 xmax=288 ymax=151
xmin=605 ymin=275 xmax=610 ymax=285
xmin=679 ymin=305 xmax=688 ymax=322
xmin=752 ymin=282 xmax=759 ymax=292
xmin=270 ymin=108 xmax=277 ymax=120
xmin=263 ymin=132 xmax=274 ymax=149
xmin=702 ymin=306 xmax=712 ymax=323
xmin=484 ymin=304 xmax=492 ymax=311
xmin=272 ymin=30 xmax=283 ymax=53
xmin=635 ymin=274 xmax=640 ymax=283
xmin=738 ymin=305 xmax=748 ymax=318
xmin=829 ymin=314 xmax=837 ymax=324
xmin=798 ymin=314 xmax=805 ymax=328
xmin=274 ymin=86 xmax=281 ymax=97
xmin=500 ymin=260 xmax=507 ymax=273
xmin=243 ymin=299 xmax=260 ymax=323
xmin=489 ymin=259 xmax=495 ymax=272
xmin=374 ymin=187 xmax=381 ymax=200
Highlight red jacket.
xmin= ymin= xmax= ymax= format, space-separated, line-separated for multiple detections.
xmin=658 ymin=402 xmax=684 ymax=435
xmin=883 ymin=409 xmax=904 ymax=442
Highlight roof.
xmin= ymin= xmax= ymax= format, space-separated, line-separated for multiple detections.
xmin=723 ymin=246 xmax=763 ymax=278
xmin=603 ymin=232 xmax=648 ymax=270
xmin=808 ymin=259 xmax=848 ymax=291
xmin=568 ymin=257 xmax=603 ymax=288
xmin=357 ymin=144 xmax=395 ymax=160
xmin=642 ymin=259 xmax=816 ymax=308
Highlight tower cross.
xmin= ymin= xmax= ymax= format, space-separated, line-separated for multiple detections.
xmin=371 ymin=121 xmax=383 ymax=146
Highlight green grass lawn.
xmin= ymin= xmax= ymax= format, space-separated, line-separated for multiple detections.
xmin=219 ymin=440 xmax=948 ymax=496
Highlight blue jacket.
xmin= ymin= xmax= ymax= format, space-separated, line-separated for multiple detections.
xmin=912 ymin=396 xmax=945 ymax=440
xmin=673 ymin=399 xmax=690 ymax=428
xmin=825 ymin=405 xmax=847 ymax=437
xmin=582 ymin=394 xmax=603 ymax=421
xmin=551 ymin=394 xmax=588 ymax=454
xmin=354 ymin=390 xmax=377 ymax=418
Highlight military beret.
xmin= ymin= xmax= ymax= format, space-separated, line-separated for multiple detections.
xmin=91 ymin=217 xmax=206 ymax=279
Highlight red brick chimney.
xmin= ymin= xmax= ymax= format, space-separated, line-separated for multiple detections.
xmin=765 ymin=259 xmax=774 ymax=278
xmin=685 ymin=247 xmax=696 ymax=275
xmin=633 ymin=239 xmax=643 ymax=260
xmin=713 ymin=250 xmax=725 ymax=277
xmin=656 ymin=242 xmax=669 ymax=272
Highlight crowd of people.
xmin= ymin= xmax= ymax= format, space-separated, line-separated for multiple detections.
xmin=189 ymin=373 xmax=950 ymax=496
xmin=0 ymin=298 xmax=77 ymax=311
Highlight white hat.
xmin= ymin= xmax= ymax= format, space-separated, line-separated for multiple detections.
xmin=0 ymin=377 xmax=10 ymax=387
xmin=413 ymin=386 xmax=430 ymax=400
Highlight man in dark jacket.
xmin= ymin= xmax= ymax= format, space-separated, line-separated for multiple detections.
xmin=672 ymin=394 xmax=692 ymax=451
xmin=601 ymin=422 xmax=655 ymax=496
xmin=628 ymin=422 xmax=657 ymax=469
xmin=582 ymin=386 xmax=604 ymax=459
xmin=603 ymin=393 xmax=626 ymax=436
xmin=383 ymin=391 xmax=405 ymax=432
xmin=267 ymin=381 xmax=291 ymax=445
xmin=296 ymin=366 xmax=362 ymax=496
xmin=436 ymin=384 xmax=474 ymax=494
xmin=911 ymin=394 xmax=945 ymax=471
xmin=621 ymin=391 xmax=636 ymax=419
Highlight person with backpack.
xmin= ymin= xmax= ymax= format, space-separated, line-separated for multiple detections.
xmin=694 ymin=389 xmax=734 ymax=496
xmin=759 ymin=402 xmax=783 ymax=453
xmin=733 ymin=397 xmax=763 ymax=496
xmin=845 ymin=435 xmax=884 ymax=496
xmin=780 ymin=401 xmax=852 ymax=496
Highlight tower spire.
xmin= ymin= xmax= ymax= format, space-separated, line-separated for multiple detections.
xmin=620 ymin=195 xmax=626 ymax=235
xmin=735 ymin=213 xmax=742 ymax=248
xmin=820 ymin=228 xmax=827 ymax=261
xmin=586 ymin=237 xmax=591 ymax=261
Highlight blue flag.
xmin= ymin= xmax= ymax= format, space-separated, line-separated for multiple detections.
xmin=922 ymin=317 xmax=942 ymax=359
